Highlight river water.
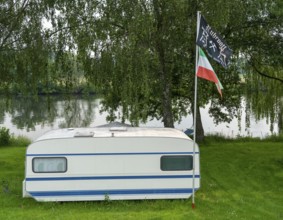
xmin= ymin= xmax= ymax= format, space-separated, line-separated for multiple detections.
xmin=0 ymin=95 xmax=278 ymax=140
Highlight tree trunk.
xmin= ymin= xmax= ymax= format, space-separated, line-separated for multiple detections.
xmin=191 ymin=103 xmax=205 ymax=142
xmin=161 ymin=78 xmax=174 ymax=128
xmin=186 ymin=4 xmax=204 ymax=141
xmin=196 ymin=106 xmax=205 ymax=142
xmin=188 ymin=46 xmax=204 ymax=141
xmin=279 ymin=107 xmax=283 ymax=134
xmin=157 ymin=38 xmax=174 ymax=128
xmin=153 ymin=0 xmax=174 ymax=128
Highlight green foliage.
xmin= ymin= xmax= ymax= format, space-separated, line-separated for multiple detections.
xmin=0 ymin=0 xmax=282 ymax=134
xmin=0 ymin=127 xmax=31 ymax=147
xmin=0 ymin=127 xmax=11 ymax=146
xmin=245 ymin=68 xmax=283 ymax=134
xmin=0 ymin=81 xmax=97 ymax=96
xmin=263 ymin=134 xmax=283 ymax=142
xmin=202 ymin=133 xmax=283 ymax=145
xmin=1 ymin=143 xmax=283 ymax=219
xmin=10 ymin=135 xmax=31 ymax=147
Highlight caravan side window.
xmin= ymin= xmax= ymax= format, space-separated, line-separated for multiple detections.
xmin=161 ymin=155 xmax=193 ymax=171
xmin=33 ymin=157 xmax=67 ymax=173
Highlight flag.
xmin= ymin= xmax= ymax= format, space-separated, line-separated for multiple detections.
xmin=196 ymin=15 xmax=232 ymax=68
xmin=197 ymin=48 xmax=223 ymax=97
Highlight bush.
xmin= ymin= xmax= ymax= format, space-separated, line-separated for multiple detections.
xmin=10 ymin=135 xmax=31 ymax=146
xmin=0 ymin=127 xmax=11 ymax=146
xmin=202 ymin=133 xmax=283 ymax=145
xmin=263 ymin=133 xmax=283 ymax=142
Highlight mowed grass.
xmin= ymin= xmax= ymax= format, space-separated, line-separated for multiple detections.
xmin=0 ymin=141 xmax=282 ymax=220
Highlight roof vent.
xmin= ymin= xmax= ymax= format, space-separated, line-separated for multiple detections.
xmin=74 ymin=131 xmax=94 ymax=137
xmin=109 ymin=127 xmax=127 ymax=132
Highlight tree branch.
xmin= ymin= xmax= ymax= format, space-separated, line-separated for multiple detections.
xmin=249 ymin=61 xmax=283 ymax=83
xmin=0 ymin=0 xmax=30 ymax=49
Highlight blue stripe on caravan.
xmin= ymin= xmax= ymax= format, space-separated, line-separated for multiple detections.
xmin=26 ymin=152 xmax=199 ymax=157
xmin=29 ymin=188 xmax=198 ymax=197
xmin=26 ymin=175 xmax=201 ymax=181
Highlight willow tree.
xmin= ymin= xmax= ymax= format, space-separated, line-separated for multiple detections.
xmin=0 ymin=0 xmax=82 ymax=94
xmin=0 ymin=0 xmax=51 ymax=92
xmin=223 ymin=0 xmax=283 ymax=134
xmin=70 ymin=0 xmax=197 ymax=128
xmin=1 ymin=0 xmax=282 ymax=140
xmin=58 ymin=0 xmax=242 ymax=142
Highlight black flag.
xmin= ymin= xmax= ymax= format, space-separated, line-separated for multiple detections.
xmin=196 ymin=15 xmax=232 ymax=68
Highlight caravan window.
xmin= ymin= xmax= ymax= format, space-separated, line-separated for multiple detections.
xmin=161 ymin=155 xmax=193 ymax=171
xmin=33 ymin=157 xmax=67 ymax=173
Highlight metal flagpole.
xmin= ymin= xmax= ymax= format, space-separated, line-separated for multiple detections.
xmin=192 ymin=11 xmax=200 ymax=209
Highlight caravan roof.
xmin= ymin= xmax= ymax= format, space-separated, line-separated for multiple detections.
xmin=35 ymin=127 xmax=191 ymax=142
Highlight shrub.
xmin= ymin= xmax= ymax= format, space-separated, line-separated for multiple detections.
xmin=10 ymin=135 xmax=31 ymax=146
xmin=263 ymin=133 xmax=283 ymax=142
xmin=0 ymin=127 xmax=11 ymax=146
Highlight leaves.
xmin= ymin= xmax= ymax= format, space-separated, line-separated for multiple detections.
xmin=0 ymin=0 xmax=281 ymax=132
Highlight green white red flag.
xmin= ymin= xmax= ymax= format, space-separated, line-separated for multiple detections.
xmin=197 ymin=48 xmax=223 ymax=97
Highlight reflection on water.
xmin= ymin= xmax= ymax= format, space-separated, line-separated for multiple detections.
xmin=0 ymin=95 xmax=98 ymax=130
xmin=0 ymin=95 xmax=279 ymax=140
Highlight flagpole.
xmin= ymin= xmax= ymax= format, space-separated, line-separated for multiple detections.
xmin=192 ymin=11 xmax=201 ymax=209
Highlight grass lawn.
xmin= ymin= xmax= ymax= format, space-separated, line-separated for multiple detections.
xmin=0 ymin=141 xmax=282 ymax=219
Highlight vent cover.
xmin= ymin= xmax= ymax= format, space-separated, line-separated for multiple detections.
xmin=74 ymin=131 xmax=94 ymax=137
xmin=109 ymin=127 xmax=127 ymax=131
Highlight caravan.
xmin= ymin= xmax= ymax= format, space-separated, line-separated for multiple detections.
xmin=23 ymin=125 xmax=200 ymax=201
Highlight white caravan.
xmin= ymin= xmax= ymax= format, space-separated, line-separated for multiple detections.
xmin=23 ymin=125 xmax=200 ymax=202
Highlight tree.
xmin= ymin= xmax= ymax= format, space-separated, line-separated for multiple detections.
xmin=76 ymin=0 xmax=197 ymax=128
xmin=1 ymin=0 xmax=282 ymax=141
xmin=82 ymin=0 xmax=242 ymax=142
xmin=0 ymin=0 xmax=84 ymax=93
xmin=221 ymin=0 xmax=283 ymax=135
xmin=0 ymin=0 xmax=49 ymax=91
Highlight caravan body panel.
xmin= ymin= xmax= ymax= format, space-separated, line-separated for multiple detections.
xmin=23 ymin=127 xmax=200 ymax=202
